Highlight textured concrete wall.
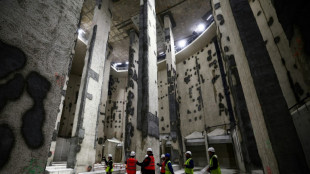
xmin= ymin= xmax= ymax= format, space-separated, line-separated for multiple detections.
xmin=157 ymin=69 xmax=170 ymax=134
xmin=95 ymin=59 xmax=111 ymax=162
xmin=249 ymin=0 xmax=310 ymax=107
xmin=163 ymin=15 xmax=184 ymax=165
xmin=124 ymin=30 xmax=141 ymax=159
xmin=67 ymin=0 xmax=112 ymax=172
xmin=135 ymin=0 xmax=160 ymax=166
xmin=272 ymin=0 xmax=310 ymax=88
xmin=211 ymin=1 xmax=263 ymax=172
xmin=53 ymin=137 xmax=71 ymax=162
xmin=292 ymin=102 xmax=310 ymax=169
xmin=105 ymin=75 xmax=127 ymax=140
xmin=0 ymin=0 xmax=83 ymax=173
xmin=212 ymin=0 xmax=309 ymax=173
xmin=58 ymin=74 xmax=81 ymax=137
xmin=211 ymin=0 xmax=279 ymax=173
xmin=47 ymin=39 xmax=87 ymax=166
xmin=176 ymin=41 xmax=230 ymax=137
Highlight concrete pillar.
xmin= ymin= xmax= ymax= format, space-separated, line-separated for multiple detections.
xmin=124 ymin=29 xmax=140 ymax=158
xmin=248 ymin=0 xmax=310 ymax=106
xmin=211 ymin=0 xmax=309 ymax=173
xmin=0 ymin=0 xmax=83 ymax=173
xmin=95 ymin=59 xmax=111 ymax=163
xmin=163 ymin=15 xmax=184 ymax=165
xmin=203 ymin=131 xmax=210 ymax=164
xmin=136 ymin=0 xmax=160 ymax=166
xmin=67 ymin=0 xmax=112 ymax=172
xmin=46 ymin=82 xmax=67 ymax=166
xmin=224 ymin=45 xmax=262 ymax=171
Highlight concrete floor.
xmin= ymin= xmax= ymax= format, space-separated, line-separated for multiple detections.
xmin=46 ymin=162 xmax=264 ymax=174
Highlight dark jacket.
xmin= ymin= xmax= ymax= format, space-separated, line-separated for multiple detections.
xmin=103 ymin=158 xmax=113 ymax=173
xmin=137 ymin=154 xmax=155 ymax=174
xmin=209 ymin=154 xmax=218 ymax=171
xmin=185 ymin=157 xmax=194 ymax=169
xmin=165 ymin=159 xmax=174 ymax=174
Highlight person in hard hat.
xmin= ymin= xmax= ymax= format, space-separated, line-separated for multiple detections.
xmin=207 ymin=147 xmax=221 ymax=174
xmin=183 ymin=151 xmax=194 ymax=174
xmin=157 ymin=154 xmax=166 ymax=174
xmin=137 ymin=148 xmax=155 ymax=174
xmin=103 ymin=154 xmax=114 ymax=174
xmin=138 ymin=155 xmax=150 ymax=174
xmin=164 ymin=153 xmax=174 ymax=174
xmin=125 ymin=151 xmax=138 ymax=174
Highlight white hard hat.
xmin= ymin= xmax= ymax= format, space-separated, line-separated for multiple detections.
xmin=185 ymin=151 xmax=192 ymax=155
xmin=145 ymin=155 xmax=148 ymax=158
xmin=108 ymin=154 xmax=112 ymax=157
xmin=130 ymin=151 xmax=135 ymax=156
xmin=147 ymin=148 xmax=152 ymax=152
xmin=161 ymin=154 xmax=165 ymax=158
xmin=208 ymin=147 xmax=215 ymax=152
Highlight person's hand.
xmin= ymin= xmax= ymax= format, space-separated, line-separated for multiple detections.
xmin=207 ymin=168 xmax=210 ymax=172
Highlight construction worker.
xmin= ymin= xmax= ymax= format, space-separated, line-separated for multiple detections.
xmin=138 ymin=155 xmax=149 ymax=174
xmin=126 ymin=151 xmax=138 ymax=174
xmin=103 ymin=154 xmax=113 ymax=174
xmin=157 ymin=154 xmax=166 ymax=174
xmin=164 ymin=153 xmax=174 ymax=174
xmin=137 ymin=148 xmax=155 ymax=174
xmin=183 ymin=151 xmax=194 ymax=174
xmin=207 ymin=147 xmax=221 ymax=174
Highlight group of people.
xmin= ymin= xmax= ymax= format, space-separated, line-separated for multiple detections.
xmin=102 ymin=147 xmax=221 ymax=174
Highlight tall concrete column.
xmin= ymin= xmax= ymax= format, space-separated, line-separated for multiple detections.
xmin=136 ymin=0 xmax=160 ymax=165
xmin=211 ymin=0 xmax=309 ymax=173
xmin=124 ymin=29 xmax=140 ymax=158
xmin=67 ymin=0 xmax=112 ymax=172
xmin=163 ymin=15 xmax=183 ymax=165
xmin=95 ymin=59 xmax=111 ymax=163
xmin=0 ymin=0 xmax=83 ymax=173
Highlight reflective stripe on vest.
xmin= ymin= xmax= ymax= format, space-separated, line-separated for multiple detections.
xmin=161 ymin=161 xmax=165 ymax=173
xmin=126 ymin=158 xmax=137 ymax=174
xmin=165 ymin=160 xmax=172 ymax=174
xmin=209 ymin=155 xmax=221 ymax=174
xmin=184 ymin=158 xmax=193 ymax=174
xmin=144 ymin=156 xmax=155 ymax=170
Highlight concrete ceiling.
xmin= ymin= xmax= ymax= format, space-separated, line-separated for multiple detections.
xmin=77 ymin=0 xmax=211 ymax=64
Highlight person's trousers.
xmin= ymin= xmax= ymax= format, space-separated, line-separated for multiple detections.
xmin=144 ymin=170 xmax=155 ymax=174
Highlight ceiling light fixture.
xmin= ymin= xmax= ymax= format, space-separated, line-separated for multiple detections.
xmin=178 ymin=40 xmax=187 ymax=48
xmin=114 ymin=62 xmax=122 ymax=67
xmin=207 ymin=15 xmax=212 ymax=21
xmin=78 ymin=29 xmax=85 ymax=34
xmin=196 ymin=23 xmax=206 ymax=33
xmin=78 ymin=29 xmax=87 ymax=44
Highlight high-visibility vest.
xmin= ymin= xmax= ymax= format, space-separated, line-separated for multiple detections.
xmin=105 ymin=160 xmax=114 ymax=172
xmin=144 ymin=156 xmax=155 ymax=170
xmin=184 ymin=158 xmax=193 ymax=174
xmin=160 ymin=161 xmax=165 ymax=173
xmin=165 ymin=160 xmax=172 ymax=174
xmin=209 ymin=155 xmax=221 ymax=174
xmin=126 ymin=158 xmax=137 ymax=174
